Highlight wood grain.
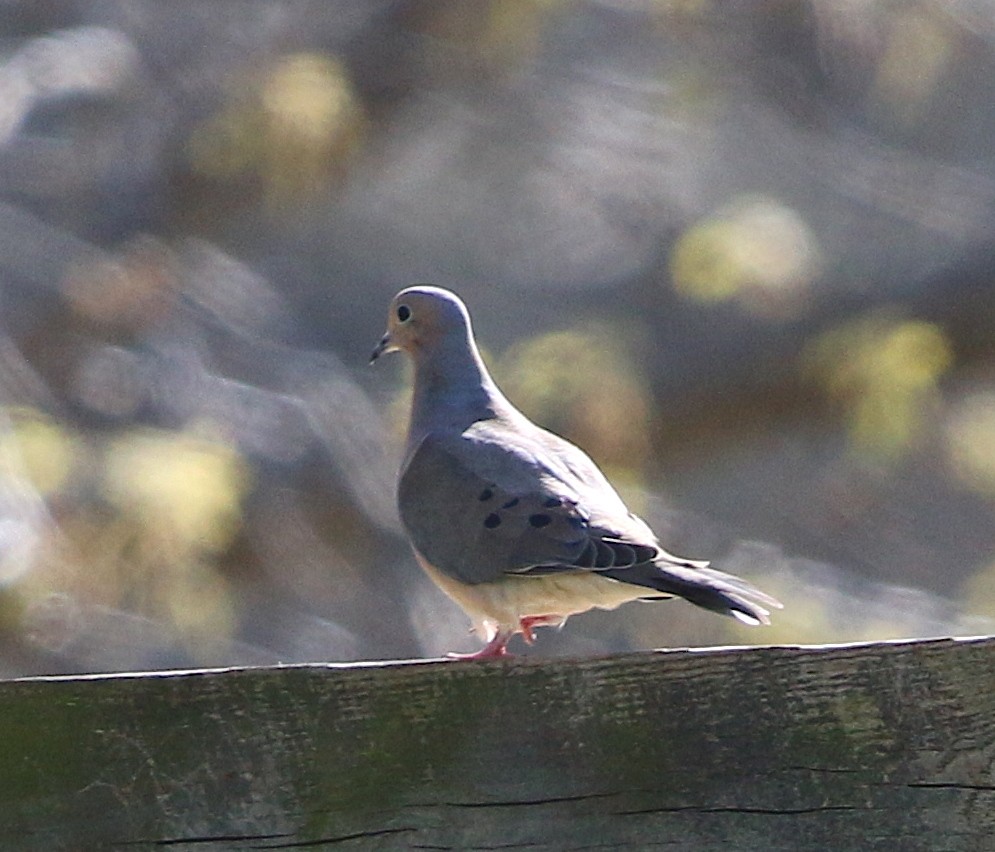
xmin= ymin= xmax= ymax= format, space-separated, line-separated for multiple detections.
xmin=1 ymin=637 xmax=993 ymax=850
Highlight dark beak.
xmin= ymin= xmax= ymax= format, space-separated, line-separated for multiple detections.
xmin=370 ymin=334 xmax=391 ymax=364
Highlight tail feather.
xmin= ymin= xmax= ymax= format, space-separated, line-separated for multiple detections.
xmin=601 ymin=559 xmax=781 ymax=626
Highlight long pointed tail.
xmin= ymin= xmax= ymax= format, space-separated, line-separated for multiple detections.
xmin=602 ymin=560 xmax=782 ymax=625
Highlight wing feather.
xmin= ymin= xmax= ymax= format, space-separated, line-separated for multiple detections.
xmin=398 ymin=421 xmax=780 ymax=625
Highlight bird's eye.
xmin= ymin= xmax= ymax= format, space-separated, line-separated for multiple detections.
xmin=397 ymin=305 xmax=411 ymax=322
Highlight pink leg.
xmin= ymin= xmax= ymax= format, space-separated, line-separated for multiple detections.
xmin=447 ymin=629 xmax=514 ymax=660
xmin=519 ymin=614 xmax=563 ymax=645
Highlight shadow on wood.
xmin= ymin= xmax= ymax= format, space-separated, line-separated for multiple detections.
xmin=1 ymin=637 xmax=993 ymax=850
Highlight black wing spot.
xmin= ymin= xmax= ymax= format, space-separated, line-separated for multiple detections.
xmin=543 ymin=497 xmax=561 ymax=508
xmin=478 ymin=488 xmax=494 ymax=502
xmin=529 ymin=513 xmax=552 ymax=528
xmin=502 ymin=497 xmax=520 ymax=509
xmin=484 ymin=513 xmax=502 ymax=529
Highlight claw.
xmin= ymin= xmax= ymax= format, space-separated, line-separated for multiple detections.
xmin=447 ymin=630 xmax=512 ymax=660
xmin=519 ymin=614 xmax=563 ymax=644
xmin=446 ymin=615 xmax=565 ymax=658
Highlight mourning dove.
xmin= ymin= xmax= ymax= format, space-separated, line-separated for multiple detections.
xmin=372 ymin=285 xmax=781 ymax=658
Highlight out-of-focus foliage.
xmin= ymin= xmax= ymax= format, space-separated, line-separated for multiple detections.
xmin=945 ymin=392 xmax=995 ymax=497
xmin=803 ymin=314 xmax=953 ymax=460
xmin=868 ymin=7 xmax=956 ymax=129
xmin=189 ymin=53 xmax=366 ymax=205
xmin=671 ymin=195 xmax=822 ymax=318
xmin=497 ymin=326 xmax=651 ymax=490
xmin=0 ymin=0 xmax=993 ymax=674
xmin=0 ymin=408 xmax=78 ymax=497
xmin=102 ymin=427 xmax=249 ymax=553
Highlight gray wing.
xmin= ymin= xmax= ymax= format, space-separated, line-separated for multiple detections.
xmin=397 ymin=427 xmax=657 ymax=585
xmin=398 ymin=422 xmax=781 ymax=624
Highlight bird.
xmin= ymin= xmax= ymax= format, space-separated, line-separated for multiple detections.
xmin=371 ymin=285 xmax=780 ymax=658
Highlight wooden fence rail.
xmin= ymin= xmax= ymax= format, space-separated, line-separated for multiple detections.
xmin=1 ymin=636 xmax=993 ymax=850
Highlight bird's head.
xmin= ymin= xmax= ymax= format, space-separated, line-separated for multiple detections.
xmin=370 ymin=285 xmax=473 ymax=364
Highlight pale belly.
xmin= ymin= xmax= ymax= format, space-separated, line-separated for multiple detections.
xmin=414 ymin=551 xmax=652 ymax=640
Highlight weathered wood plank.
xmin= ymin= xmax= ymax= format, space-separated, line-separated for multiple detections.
xmin=1 ymin=637 xmax=993 ymax=850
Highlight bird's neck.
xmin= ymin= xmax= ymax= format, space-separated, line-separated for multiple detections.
xmin=406 ymin=338 xmax=511 ymax=452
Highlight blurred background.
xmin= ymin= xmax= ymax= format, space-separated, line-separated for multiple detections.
xmin=0 ymin=0 xmax=993 ymax=675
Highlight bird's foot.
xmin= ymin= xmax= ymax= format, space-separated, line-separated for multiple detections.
xmin=519 ymin=614 xmax=562 ymax=644
xmin=446 ymin=631 xmax=512 ymax=660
